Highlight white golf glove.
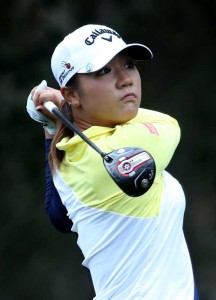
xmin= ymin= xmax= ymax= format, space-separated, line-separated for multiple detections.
xmin=26 ymin=80 xmax=57 ymax=135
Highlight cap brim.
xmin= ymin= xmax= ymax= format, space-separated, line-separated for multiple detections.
xmin=78 ymin=43 xmax=153 ymax=74
xmin=122 ymin=43 xmax=153 ymax=60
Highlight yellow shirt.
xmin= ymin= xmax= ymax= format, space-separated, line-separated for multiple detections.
xmin=56 ymin=108 xmax=180 ymax=218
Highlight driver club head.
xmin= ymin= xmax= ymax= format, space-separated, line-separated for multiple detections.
xmin=103 ymin=147 xmax=156 ymax=197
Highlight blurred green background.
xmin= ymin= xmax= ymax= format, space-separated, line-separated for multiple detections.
xmin=0 ymin=0 xmax=215 ymax=299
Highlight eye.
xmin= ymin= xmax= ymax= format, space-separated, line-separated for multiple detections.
xmin=95 ymin=66 xmax=111 ymax=76
xmin=124 ymin=60 xmax=136 ymax=69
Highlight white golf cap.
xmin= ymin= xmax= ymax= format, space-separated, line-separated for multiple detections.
xmin=51 ymin=24 xmax=153 ymax=87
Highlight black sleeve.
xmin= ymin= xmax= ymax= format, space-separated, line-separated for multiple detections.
xmin=45 ymin=139 xmax=73 ymax=233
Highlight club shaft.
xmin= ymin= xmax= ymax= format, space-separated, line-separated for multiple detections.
xmin=44 ymin=101 xmax=105 ymax=157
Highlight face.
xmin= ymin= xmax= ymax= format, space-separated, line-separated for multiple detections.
xmin=65 ymin=54 xmax=142 ymax=129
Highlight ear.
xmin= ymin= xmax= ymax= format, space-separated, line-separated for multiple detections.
xmin=60 ymin=87 xmax=81 ymax=108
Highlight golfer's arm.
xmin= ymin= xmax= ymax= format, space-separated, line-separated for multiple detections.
xmin=45 ymin=139 xmax=72 ymax=233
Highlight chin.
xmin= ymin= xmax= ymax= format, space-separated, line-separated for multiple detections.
xmin=124 ymin=106 xmax=139 ymax=119
xmin=117 ymin=111 xmax=138 ymax=125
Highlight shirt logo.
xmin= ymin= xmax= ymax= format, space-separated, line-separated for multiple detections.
xmin=143 ymin=122 xmax=159 ymax=136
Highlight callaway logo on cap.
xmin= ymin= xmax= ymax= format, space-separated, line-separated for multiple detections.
xmin=51 ymin=24 xmax=153 ymax=87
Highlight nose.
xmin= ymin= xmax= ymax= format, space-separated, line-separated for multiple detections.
xmin=116 ymin=69 xmax=133 ymax=89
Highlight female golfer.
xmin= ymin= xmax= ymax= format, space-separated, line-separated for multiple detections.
xmin=27 ymin=24 xmax=199 ymax=300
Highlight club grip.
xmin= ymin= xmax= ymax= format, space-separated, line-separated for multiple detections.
xmin=44 ymin=101 xmax=58 ymax=113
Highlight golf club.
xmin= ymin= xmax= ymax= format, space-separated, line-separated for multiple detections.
xmin=44 ymin=101 xmax=156 ymax=197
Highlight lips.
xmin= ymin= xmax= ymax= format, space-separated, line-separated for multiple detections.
xmin=121 ymin=93 xmax=137 ymax=101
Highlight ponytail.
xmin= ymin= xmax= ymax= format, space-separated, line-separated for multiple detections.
xmin=49 ymin=100 xmax=74 ymax=172
xmin=49 ymin=74 xmax=79 ymax=173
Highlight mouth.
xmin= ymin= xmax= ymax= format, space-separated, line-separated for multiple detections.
xmin=121 ymin=93 xmax=137 ymax=101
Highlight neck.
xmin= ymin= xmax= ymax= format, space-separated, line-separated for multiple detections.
xmin=73 ymin=120 xmax=92 ymax=132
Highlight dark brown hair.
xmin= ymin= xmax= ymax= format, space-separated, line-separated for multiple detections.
xmin=49 ymin=74 xmax=79 ymax=172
